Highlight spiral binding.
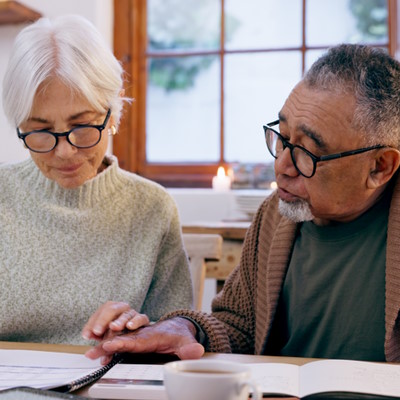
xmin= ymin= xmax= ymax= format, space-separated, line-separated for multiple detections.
xmin=67 ymin=354 xmax=123 ymax=392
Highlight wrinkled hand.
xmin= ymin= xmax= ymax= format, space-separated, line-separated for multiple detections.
xmin=85 ymin=317 xmax=205 ymax=365
xmin=82 ymin=301 xmax=150 ymax=341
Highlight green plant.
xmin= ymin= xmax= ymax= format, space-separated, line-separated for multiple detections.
xmin=349 ymin=0 xmax=387 ymax=40
xmin=148 ymin=0 xmax=239 ymax=91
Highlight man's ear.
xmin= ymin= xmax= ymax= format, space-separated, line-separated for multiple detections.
xmin=367 ymin=148 xmax=400 ymax=189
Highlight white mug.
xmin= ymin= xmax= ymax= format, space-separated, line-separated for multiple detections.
xmin=163 ymin=359 xmax=262 ymax=400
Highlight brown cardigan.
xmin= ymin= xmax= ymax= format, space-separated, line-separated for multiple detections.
xmin=165 ymin=175 xmax=400 ymax=361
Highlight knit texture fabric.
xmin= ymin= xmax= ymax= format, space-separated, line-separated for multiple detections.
xmin=0 ymin=155 xmax=192 ymax=344
xmin=164 ymin=174 xmax=400 ymax=362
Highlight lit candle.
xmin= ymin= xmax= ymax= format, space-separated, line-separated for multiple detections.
xmin=212 ymin=166 xmax=231 ymax=192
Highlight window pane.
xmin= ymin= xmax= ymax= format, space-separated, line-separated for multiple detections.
xmin=146 ymin=56 xmax=220 ymax=163
xmin=307 ymin=0 xmax=388 ymax=46
xmin=225 ymin=0 xmax=302 ymax=50
xmin=224 ymin=52 xmax=302 ymax=164
xmin=147 ymin=0 xmax=220 ymax=51
xmin=305 ymin=49 xmax=327 ymax=71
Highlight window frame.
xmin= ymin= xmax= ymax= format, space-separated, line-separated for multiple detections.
xmin=113 ymin=0 xmax=399 ymax=187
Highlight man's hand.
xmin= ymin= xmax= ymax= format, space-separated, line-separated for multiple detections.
xmin=85 ymin=317 xmax=205 ymax=364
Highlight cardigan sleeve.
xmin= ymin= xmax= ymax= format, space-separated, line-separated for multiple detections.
xmin=208 ymin=204 xmax=265 ymax=354
xmin=160 ymin=200 xmax=268 ymax=354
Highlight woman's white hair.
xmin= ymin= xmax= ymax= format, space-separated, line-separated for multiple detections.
xmin=2 ymin=14 xmax=127 ymax=128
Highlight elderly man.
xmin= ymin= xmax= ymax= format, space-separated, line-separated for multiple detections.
xmin=86 ymin=44 xmax=400 ymax=363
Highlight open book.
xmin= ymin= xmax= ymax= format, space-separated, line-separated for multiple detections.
xmin=89 ymin=359 xmax=400 ymax=400
xmin=0 ymin=349 xmax=120 ymax=392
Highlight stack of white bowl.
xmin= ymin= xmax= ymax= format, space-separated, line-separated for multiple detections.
xmin=234 ymin=190 xmax=271 ymax=219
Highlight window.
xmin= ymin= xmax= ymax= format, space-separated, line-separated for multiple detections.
xmin=113 ymin=0 xmax=398 ymax=187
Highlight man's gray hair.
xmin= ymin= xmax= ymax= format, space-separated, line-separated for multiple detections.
xmin=2 ymin=15 xmax=127 ymax=128
xmin=303 ymin=44 xmax=400 ymax=148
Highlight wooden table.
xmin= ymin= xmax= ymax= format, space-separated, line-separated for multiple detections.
xmin=182 ymin=221 xmax=251 ymax=289
xmin=182 ymin=221 xmax=250 ymax=241
xmin=0 ymin=341 xmax=305 ymax=399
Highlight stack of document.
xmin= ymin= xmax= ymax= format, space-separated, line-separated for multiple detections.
xmin=0 ymin=349 xmax=115 ymax=392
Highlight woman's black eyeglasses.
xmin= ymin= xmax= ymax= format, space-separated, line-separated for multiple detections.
xmin=263 ymin=120 xmax=384 ymax=178
xmin=17 ymin=109 xmax=111 ymax=153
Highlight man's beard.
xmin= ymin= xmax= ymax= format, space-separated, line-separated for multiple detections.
xmin=278 ymin=199 xmax=314 ymax=223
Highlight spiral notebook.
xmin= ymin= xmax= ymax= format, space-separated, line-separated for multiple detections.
xmin=0 ymin=349 xmax=121 ymax=393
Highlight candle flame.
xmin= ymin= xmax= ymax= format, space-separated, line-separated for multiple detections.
xmin=270 ymin=181 xmax=278 ymax=189
xmin=217 ymin=166 xmax=226 ymax=178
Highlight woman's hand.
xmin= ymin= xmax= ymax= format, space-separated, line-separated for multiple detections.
xmin=82 ymin=301 xmax=150 ymax=341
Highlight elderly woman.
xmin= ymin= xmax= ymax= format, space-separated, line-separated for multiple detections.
xmin=0 ymin=15 xmax=192 ymax=345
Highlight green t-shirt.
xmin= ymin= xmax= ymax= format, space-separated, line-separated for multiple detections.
xmin=266 ymin=194 xmax=390 ymax=361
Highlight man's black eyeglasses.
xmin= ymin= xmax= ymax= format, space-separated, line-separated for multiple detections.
xmin=17 ymin=109 xmax=111 ymax=153
xmin=263 ymin=120 xmax=385 ymax=178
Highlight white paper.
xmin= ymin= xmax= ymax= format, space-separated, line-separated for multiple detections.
xmin=248 ymin=363 xmax=300 ymax=396
xmin=0 ymin=349 xmax=103 ymax=390
xmin=300 ymin=359 xmax=400 ymax=398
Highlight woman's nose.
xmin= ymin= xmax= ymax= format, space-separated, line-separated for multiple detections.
xmin=274 ymin=147 xmax=299 ymax=177
xmin=54 ymin=136 xmax=78 ymax=158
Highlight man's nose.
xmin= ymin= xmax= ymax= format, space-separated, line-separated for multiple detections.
xmin=274 ymin=147 xmax=299 ymax=177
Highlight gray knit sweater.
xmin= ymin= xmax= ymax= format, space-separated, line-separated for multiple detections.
xmin=0 ymin=155 xmax=192 ymax=344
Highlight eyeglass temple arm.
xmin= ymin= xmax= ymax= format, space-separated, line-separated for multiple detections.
xmin=318 ymin=145 xmax=384 ymax=161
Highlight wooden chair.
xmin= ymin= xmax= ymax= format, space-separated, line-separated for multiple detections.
xmin=182 ymin=233 xmax=223 ymax=310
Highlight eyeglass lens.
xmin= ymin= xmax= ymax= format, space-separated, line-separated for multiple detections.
xmin=266 ymin=127 xmax=315 ymax=177
xmin=24 ymin=127 xmax=101 ymax=152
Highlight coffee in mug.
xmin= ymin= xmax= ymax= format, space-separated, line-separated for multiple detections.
xmin=163 ymin=359 xmax=261 ymax=400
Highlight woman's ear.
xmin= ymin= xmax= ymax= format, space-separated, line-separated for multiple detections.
xmin=107 ymin=111 xmax=117 ymax=136
xmin=367 ymin=148 xmax=400 ymax=189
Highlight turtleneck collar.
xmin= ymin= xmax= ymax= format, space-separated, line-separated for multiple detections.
xmin=17 ymin=154 xmax=126 ymax=209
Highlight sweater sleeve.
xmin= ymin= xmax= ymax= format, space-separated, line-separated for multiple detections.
xmin=141 ymin=197 xmax=193 ymax=320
